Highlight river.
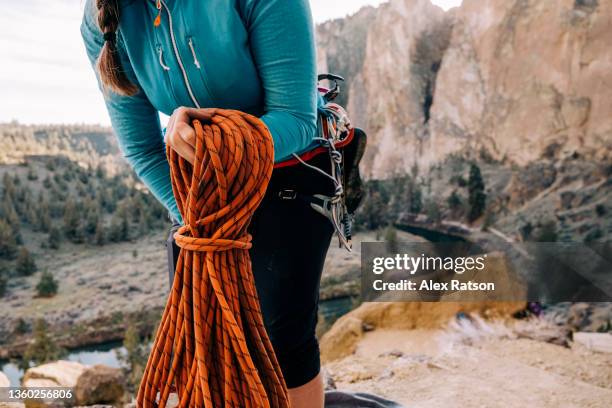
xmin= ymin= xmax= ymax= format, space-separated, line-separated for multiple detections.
xmin=1 ymin=296 xmax=355 ymax=386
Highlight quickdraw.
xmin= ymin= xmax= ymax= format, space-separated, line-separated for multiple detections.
xmin=290 ymin=74 xmax=355 ymax=252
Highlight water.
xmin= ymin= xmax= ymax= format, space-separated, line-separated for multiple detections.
xmin=319 ymin=296 xmax=355 ymax=324
xmin=1 ymin=341 xmax=126 ymax=387
xmin=1 ymin=297 xmax=355 ymax=387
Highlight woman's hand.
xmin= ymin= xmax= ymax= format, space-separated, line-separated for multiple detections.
xmin=165 ymin=107 xmax=218 ymax=164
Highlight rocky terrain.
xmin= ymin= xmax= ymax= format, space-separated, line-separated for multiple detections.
xmin=0 ymin=227 xmax=392 ymax=359
xmin=317 ymin=0 xmax=611 ymax=242
xmin=321 ymin=302 xmax=612 ymax=407
xmin=0 ymin=0 xmax=610 ymax=404
xmin=318 ymin=0 xmax=611 ymax=176
xmin=0 ymin=123 xmax=126 ymax=175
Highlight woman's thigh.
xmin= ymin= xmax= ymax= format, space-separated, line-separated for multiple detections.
xmin=248 ymin=195 xmax=334 ymax=348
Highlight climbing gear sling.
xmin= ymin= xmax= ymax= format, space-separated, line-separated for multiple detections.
xmin=139 ymin=110 xmax=290 ymax=407
xmin=273 ymin=74 xmax=367 ymax=252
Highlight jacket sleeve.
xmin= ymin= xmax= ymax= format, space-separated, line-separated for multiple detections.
xmin=80 ymin=1 xmax=181 ymax=222
xmin=244 ymin=0 xmax=318 ymax=162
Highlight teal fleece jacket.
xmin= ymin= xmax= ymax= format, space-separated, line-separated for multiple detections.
xmin=81 ymin=0 xmax=319 ymax=222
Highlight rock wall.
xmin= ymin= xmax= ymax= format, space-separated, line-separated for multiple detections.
xmin=318 ymin=0 xmax=452 ymax=178
xmin=317 ymin=0 xmax=612 ymax=178
xmin=430 ymin=0 xmax=612 ymax=167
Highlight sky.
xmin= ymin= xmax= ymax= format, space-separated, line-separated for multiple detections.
xmin=0 ymin=0 xmax=462 ymax=126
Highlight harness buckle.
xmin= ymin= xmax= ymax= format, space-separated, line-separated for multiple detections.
xmin=278 ymin=189 xmax=297 ymax=200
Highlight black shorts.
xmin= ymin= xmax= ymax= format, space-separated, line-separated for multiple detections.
xmin=167 ymin=156 xmax=335 ymax=388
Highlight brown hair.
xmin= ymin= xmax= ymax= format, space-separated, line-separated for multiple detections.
xmin=95 ymin=0 xmax=138 ymax=96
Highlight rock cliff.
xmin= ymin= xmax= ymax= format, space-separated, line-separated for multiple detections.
xmin=317 ymin=0 xmax=612 ymax=178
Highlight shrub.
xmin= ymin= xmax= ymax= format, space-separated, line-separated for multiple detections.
xmin=535 ymin=220 xmax=558 ymax=242
xmin=36 ymin=270 xmax=58 ymax=297
xmin=467 ymin=163 xmax=486 ymax=222
xmin=384 ymin=225 xmax=399 ymax=253
xmin=0 ymin=219 xmax=18 ymax=259
xmin=0 ymin=275 xmax=6 ymax=297
xmin=16 ymin=247 xmax=37 ymax=276
xmin=21 ymin=320 xmax=65 ymax=368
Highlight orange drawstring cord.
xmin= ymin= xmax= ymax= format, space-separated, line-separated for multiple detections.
xmin=137 ymin=110 xmax=290 ymax=408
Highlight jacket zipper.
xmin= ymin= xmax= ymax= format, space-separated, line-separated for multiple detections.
xmin=159 ymin=0 xmax=201 ymax=108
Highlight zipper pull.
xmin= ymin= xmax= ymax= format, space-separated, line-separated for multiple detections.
xmin=154 ymin=0 xmax=162 ymax=27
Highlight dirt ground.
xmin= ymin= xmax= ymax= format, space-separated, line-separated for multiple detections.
xmin=325 ymin=322 xmax=612 ymax=407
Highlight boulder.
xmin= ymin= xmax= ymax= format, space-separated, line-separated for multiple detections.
xmin=21 ymin=361 xmax=124 ymax=407
xmin=74 ymin=365 xmax=125 ymax=407
xmin=320 ymin=316 xmax=365 ymax=362
xmin=321 ymin=301 xmax=523 ymax=361
xmin=573 ymin=332 xmax=612 ymax=354
xmin=0 ymin=371 xmax=9 ymax=387
xmin=22 ymin=361 xmax=86 ymax=389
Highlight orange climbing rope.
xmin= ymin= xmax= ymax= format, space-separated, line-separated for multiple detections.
xmin=137 ymin=109 xmax=290 ymax=408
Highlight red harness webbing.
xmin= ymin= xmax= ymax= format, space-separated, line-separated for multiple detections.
xmin=273 ymin=128 xmax=355 ymax=169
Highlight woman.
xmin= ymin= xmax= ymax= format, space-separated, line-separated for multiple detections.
xmin=81 ymin=0 xmax=332 ymax=407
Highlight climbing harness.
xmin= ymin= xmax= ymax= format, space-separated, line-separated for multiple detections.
xmin=139 ymin=110 xmax=289 ymax=407
xmin=275 ymin=74 xmax=366 ymax=252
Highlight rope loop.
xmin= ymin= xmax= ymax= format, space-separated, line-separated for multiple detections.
xmin=138 ymin=109 xmax=289 ymax=408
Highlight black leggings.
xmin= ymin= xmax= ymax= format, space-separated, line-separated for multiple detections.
xmin=168 ymin=159 xmax=335 ymax=388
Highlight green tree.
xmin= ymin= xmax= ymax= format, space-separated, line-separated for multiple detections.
xmin=27 ymin=166 xmax=38 ymax=181
xmin=1 ymin=196 xmax=20 ymax=228
xmin=138 ymin=209 xmax=152 ymax=235
xmin=117 ymin=322 xmax=150 ymax=391
xmin=2 ymin=173 xmax=16 ymax=197
xmin=42 ymin=176 xmax=52 ymax=189
xmin=356 ymin=189 xmax=386 ymax=230
xmin=467 ymin=163 xmax=486 ymax=222
xmin=45 ymin=159 xmax=56 ymax=172
xmin=22 ymin=320 xmax=65 ymax=368
xmin=447 ymin=190 xmax=463 ymax=211
xmin=63 ymin=199 xmax=82 ymax=242
xmin=12 ymin=318 xmax=30 ymax=335
xmin=535 ymin=220 xmax=558 ymax=242
xmin=0 ymin=264 xmax=7 ymax=297
xmin=0 ymin=219 xmax=18 ymax=259
xmin=16 ymin=247 xmax=37 ymax=276
xmin=384 ymin=225 xmax=399 ymax=253
xmin=38 ymin=199 xmax=52 ymax=233
xmin=94 ymin=220 xmax=106 ymax=246
xmin=409 ymin=182 xmax=423 ymax=214
xmin=96 ymin=164 xmax=106 ymax=179
xmin=36 ymin=270 xmax=58 ymax=297
xmin=425 ymin=199 xmax=442 ymax=225
xmin=109 ymin=207 xmax=129 ymax=242
xmin=47 ymin=226 xmax=62 ymax=250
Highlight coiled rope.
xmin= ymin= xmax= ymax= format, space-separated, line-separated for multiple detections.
xmin=137 ymin=110 xmax=290 ymax=407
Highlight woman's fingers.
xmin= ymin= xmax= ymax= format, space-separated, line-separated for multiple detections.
xmin=176 ymin=121 xmax=196 ymax=149
xmin=167 ymin=122 xmax=196 ymax=164
xmin=165 ymin=107 xmax=219 ymax=163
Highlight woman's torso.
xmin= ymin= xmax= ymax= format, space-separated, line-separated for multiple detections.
xmin=119 ymin=0 xmax=264 ymax=116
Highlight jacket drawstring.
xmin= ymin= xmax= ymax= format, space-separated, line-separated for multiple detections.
xmin=157 ymin=46 xmax=171 ymax=71
xmin=188 ymin=38 xmax=201 ymax=69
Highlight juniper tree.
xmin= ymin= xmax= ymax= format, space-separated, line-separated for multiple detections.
xmin=467 ymin=163 xmax=486 ymax=222
xmin=16 ymin=247 xmax=37 ymax=276
xmin=47 ymin=226 xmax=62 ymax=250
xmin=36 ymin=270 xmax=58 ymax=298
xmin=0 ymin=219 xmax=18 ymax=259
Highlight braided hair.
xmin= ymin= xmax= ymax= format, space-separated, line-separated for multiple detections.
xmin=95 ymin=0 xmax=138 ymax=96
